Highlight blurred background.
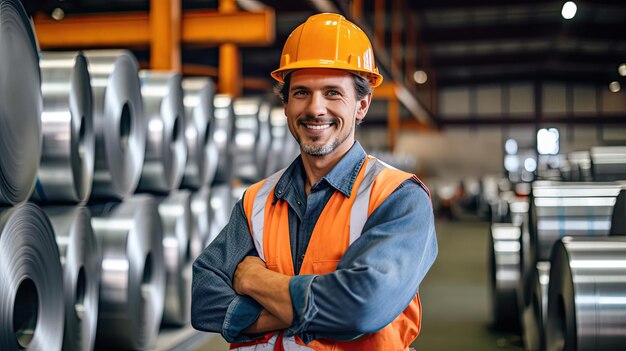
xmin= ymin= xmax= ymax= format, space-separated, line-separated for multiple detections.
xmin=1 ymin=0 xmax=625 ymax=350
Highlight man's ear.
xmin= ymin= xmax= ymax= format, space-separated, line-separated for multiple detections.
xmin=355 ymin=93 xmax=372 ymax=123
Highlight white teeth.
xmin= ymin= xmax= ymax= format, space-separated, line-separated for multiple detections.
xmin=304 ymin=124 xmax=331 ymax=130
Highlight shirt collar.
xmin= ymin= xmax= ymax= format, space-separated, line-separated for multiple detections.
xmin=273 ymin=141 xmax=367 ymax=200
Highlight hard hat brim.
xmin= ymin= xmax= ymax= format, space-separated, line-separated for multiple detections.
xmin=271 ymin=60 xmax=383 ymax=88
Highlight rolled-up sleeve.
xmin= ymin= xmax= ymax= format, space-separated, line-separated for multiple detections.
xmin=286 ymin=181 xmax=438 ymax=343
xmin=191 ymin=199 xmax=264 ymax=342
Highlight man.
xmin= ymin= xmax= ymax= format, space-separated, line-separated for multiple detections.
xmin=192 ymin=13 xmax=437 ymax=351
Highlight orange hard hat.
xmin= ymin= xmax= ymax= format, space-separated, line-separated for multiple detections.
xmin=271 ymin=13 xmax=383 ymax=88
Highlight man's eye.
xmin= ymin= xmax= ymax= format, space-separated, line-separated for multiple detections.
xmin=292 ymin=90 xmax=307 ymax=96
xmin=327 ymin=90 xmax=341 ymax=96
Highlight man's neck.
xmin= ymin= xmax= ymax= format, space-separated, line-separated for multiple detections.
xmin=300 ymin=142 xmax=353 ymax=196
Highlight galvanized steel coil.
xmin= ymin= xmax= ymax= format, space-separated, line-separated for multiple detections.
xmin=213 ymin=94 xmax=235 ymax=184
xmin=181 ymin=77 xmax=218 ymax=189
xmin=0 ymin=203 xmax=64 ymax=351
xmin=611 ymin=189 xmax=626 ymax=235
xmin=137 ymin=71 xmax=186 ymax=193
xmin=268 ymin=106 xmax=300 ymax=172
xmin=190 ymin=187 xmax=211 ymax=256
xmin=83 ymin=50 xmax=145 ymax=200
xmin=546 ymin=236 xmax=626 ymax=351
xmin=0 ymin=0 xmax=42 ymax=204
xmin=232 ymin=97 xmax=263 ymax=182
xmin=208 ymin=183 xmax=233 ymax=247
xmin=158 ymin=190 xmax=192 ymax=326
xmin=529 ymin=181 xmax=621 ymax=264
xmin=44 ymin=206 xmax=100 ymax=351
xmin=90 ymin=195 xmax=165 ymax=350
xmin=522 ymin=261 xmax=550 ymax=351
xmin=590 ymin=146 xmax=626 ymax=181
xmin=33 ymin=52 xmax=94 ymax=203
xmin=488 ymin=222 xmax=522 ymax=331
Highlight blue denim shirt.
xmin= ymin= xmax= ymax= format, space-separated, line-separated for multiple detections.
xmin=191 ymin=141 xmax=438 ymax=344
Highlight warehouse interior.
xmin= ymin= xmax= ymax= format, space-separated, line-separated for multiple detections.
xmin=1 ymin=0 xmax=626 ymax=350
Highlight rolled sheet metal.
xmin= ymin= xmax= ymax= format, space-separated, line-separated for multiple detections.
xmin=33 ymin=51 xmax=94 ymax=203
xmin=190 ymin=187 xmax=211 ymax=256
xmin=488 ymin=223 xmax=521 ymax=331
xmin=530 ymin=181 xmax=621 ymax=263
xmin=207 ymin=183 xmax=233 ymax=247
xmin=546 ymin=236 xmax=626 ymax=351
xmin=232 ymin=97 xmax=264 ymax=182
xmin=44 ymin=206 xmax=100 ymax=351
xmin=268 ymin=106 xmax=300 ymax=172
xmin=213 ymin=94 xmax=235 ymax=184
xmin=590 ymin=146 xmax=626 ymax=181
xmin=563 ymin=151 xmax=592 ymax=181
xmin=610 ymin=189 xmax=626 ymax=235
xmin=158 ymin=190 xmax=192 ymax=326
xmin=0 ymin=0 xmax=42 ymax=205
xmin=255 ymin=100 xmax=272 ymax=179
xmin=84 ymin=50 xmax=145 ymax=200
xmin=90 ymin=195 xmax=165 ymax=350
xmin=0 ymin=203 xmax=64 ymax=351
xmin=521 ymin=260 xmax=551 ymax=351
xmin=137 ymin=71 xmax=186 ymax=193
xmin=181 ymin=77 xmax=218 ymax=189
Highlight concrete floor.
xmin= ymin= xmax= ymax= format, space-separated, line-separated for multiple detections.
xmin=412 ymin=218 xmax=522 ymax=351
xmin=192 ymin=218 xmax=524 ymax=351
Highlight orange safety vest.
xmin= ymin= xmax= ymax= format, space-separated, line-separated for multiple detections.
xmin=232 ymin=156 xmax=428 ymax=351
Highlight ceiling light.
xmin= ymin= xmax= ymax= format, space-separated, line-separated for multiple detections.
xmin=561 ymin=1 xmax=577 ymax=20
xmin=619 ymin=63 xmax=626 ymax=77
xmin=609 ymin=81 xmax=621 ymax=93
xmin=51 ymin=8 xmax=65 ymax=21
xmin=413 ymin=70 xmax=428 ymax=84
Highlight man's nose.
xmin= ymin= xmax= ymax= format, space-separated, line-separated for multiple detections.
xmin=304 ymin=91 xmax=326 ymax=117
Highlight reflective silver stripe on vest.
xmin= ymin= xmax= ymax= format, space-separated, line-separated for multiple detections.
xmin=251 ymin=168 xmax=287 ymax=261
xmin=349 ymin=157 xmax=386 ymax=244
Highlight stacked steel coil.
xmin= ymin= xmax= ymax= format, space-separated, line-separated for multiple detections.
xmin=84 ymin=50 xmax=145 ymax=200
xmin=0 ymin=0 xmax=42 ymax=205
xmin=232 ymin=96 xmax=266 ymax=182
xmin=158 ymin=190 xmax=192 ymax=326
xmin=44 ymin=206 xmax=100 ymax=351
xmin=212 ymin=94 xmax=235 ymax=184
xmin=518 ymin=181 xmax=622 ymax=350
xmin=181 ymin=77 xmax=218 ymax=189
xmin=590 ymin=146 xmax=626 ymax=181
xmin=489 ymin=222 xmax=522 ymax=331
xmin=33 ymin=51 xmax=94 ymax=203
xmin=546 ymin=236 xmax=626 ymax=351
xmin=0 ymin=203 xmax=64 ymax=350
xmin=90 ymin=196 xmax=165 ymax=350
xmin=137 ymin=71 xmax=186 ymax=193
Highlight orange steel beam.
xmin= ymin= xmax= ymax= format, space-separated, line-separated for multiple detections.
xmin=150 ymin=0 xmax=181 ymax=71
xmin=217 ymin=0 xmax=241 ymax=97
xmin=34 ymin=9 xmax=274 ymax=48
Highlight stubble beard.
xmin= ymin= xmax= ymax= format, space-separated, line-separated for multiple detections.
xmin=297 ymin=123 xmax=353 ymax=157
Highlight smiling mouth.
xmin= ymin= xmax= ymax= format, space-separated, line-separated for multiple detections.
xmin=302 ymin=123 xmax=332 ymax=130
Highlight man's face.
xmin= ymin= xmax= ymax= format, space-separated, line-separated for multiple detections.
xmin=284 ymin=68 xmax=370 ymax=158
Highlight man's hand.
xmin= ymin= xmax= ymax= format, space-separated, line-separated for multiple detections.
xmin=234 ymin=256 xmax=266 ymax=295
xmin=232 ymin=255 xmax=294 ymax=326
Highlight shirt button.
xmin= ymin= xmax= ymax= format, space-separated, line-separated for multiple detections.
xmin=277 ymin=189 xmax=283 ymax=194
xmin=297 ymin=201 xmax=301 ymax=205
xmin=300 ymin=254 xmax=305 ymax=260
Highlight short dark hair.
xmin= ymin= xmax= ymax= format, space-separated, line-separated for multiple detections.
xmin=275 ymin=72 xmax=371 ymax=103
